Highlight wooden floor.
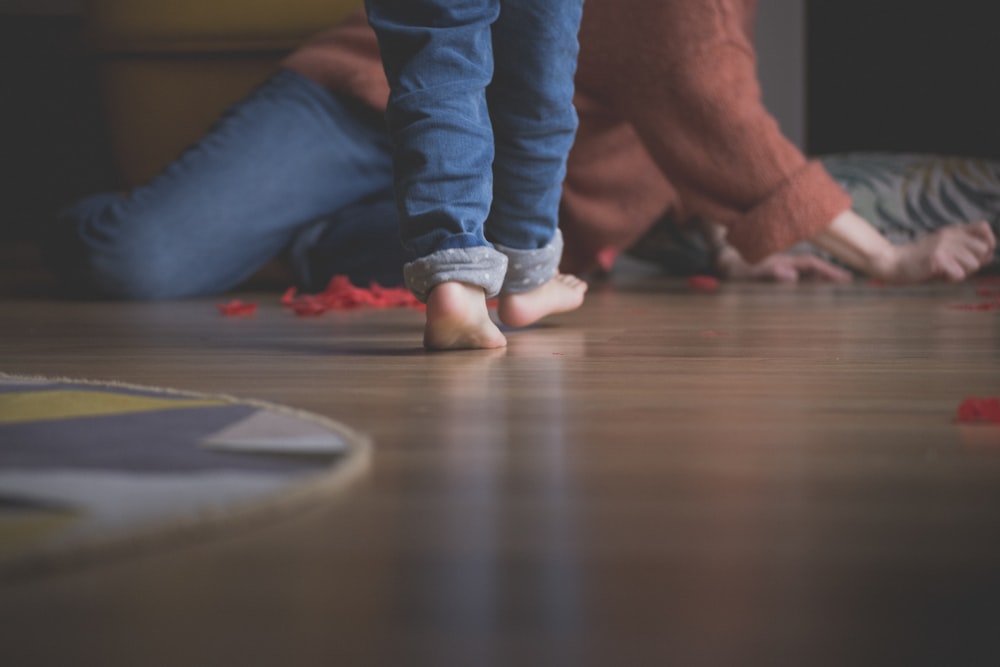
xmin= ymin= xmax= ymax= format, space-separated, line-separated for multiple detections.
xmin=2 ymin=269 xmax=1000 ymax=666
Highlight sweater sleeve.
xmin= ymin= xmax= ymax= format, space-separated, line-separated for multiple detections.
xmin=281 ymin=9 xmax=390 ymax=112
xmin=577 ymin=0 xmax=852 ymax=262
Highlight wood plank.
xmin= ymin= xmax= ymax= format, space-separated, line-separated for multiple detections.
xmin=1 ymin=276 xmax=999 ymax=665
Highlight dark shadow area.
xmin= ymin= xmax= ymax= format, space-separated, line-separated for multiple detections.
xmin=807 ymin=1 xmax=999 ymax=158
xmin=0 ymin=13 xmax=118 ymax=244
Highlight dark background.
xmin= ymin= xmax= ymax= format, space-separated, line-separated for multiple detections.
xmin=1 ymin=13 xmax=117 ymax=242
xmin=1 ymin=2 xmax=998 ymax=242
xmin=806 ymin=1 xmax=999 ymax=158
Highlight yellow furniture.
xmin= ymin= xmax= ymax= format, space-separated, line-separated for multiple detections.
xmin=87 ymin=0 xmax=362 ymax=185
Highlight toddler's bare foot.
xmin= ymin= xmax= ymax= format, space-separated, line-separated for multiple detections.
xmin=424 ymin=281 xmax=507 ymax=351
xmin=498 ymin=273 xmax=588 ymax=329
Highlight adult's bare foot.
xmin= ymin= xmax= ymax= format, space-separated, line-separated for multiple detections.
xmin=424 ymin=281 xmax=507 ymax=351
xmin=498 ymin=273 xmax=588 ymax=329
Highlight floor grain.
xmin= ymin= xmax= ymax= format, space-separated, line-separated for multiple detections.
xmin=1 ymin=276 xmax=999 ymax=666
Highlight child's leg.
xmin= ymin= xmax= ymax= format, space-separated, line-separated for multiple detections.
xmin=487 ymin=0 xmax=587 ymax=327
xmin=367 ymin=1 xmax=512 ymax=349
xmin=365 ymin=0 xmax=502 ymax=266
xmin=403 ymin=247 xmax=507 ymax=350
xmin=424 ymin=281 xmax=507 ymax=350
xmin=486 ymin=0 xmax=582 ymax=253
xmin=495 ymin=232 xmax=588 ymax=329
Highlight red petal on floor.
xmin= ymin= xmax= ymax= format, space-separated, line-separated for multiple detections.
xmin=956 ymin=397 xmax=1000 ymax=424
xmin=948 ymin=302 xmax=1000 ymax=311
xmin=291 ymin=298 xmax=330 ymax=316
xmin=687 ymin=275 xmax=720 ymax=291
xmin=217 ymin=300 xmax=258 ymax=316
xmin=281 ymin=276 xmax=422 ymax=315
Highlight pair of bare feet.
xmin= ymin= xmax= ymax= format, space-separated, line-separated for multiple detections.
xmin=423 ymin=274 xmax=588 ymax=350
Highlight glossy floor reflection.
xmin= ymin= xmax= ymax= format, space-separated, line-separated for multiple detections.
xmin=1 ymin=276 xmax=999 ymax=666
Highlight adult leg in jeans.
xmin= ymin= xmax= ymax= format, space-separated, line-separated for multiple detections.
xmin=288 ymin=187 xmax=407 ymax=291
xmin=46 ymin=69 xmax=395 ymax=300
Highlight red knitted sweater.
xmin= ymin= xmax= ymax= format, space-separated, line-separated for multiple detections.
xmin=283 ymin=0 xmax=851 ymax=272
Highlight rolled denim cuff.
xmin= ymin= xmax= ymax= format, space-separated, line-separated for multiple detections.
xmin=403 ymin=246 xmax=509 ymax=303
xmin=495 ymin=229 xmax=563 ymax=294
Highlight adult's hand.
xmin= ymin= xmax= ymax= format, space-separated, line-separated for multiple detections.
xmin=880 ymin=221 xmax=996 ymax=283
xmin=716 ymin=246 xmax=853 ymax=283
xmin=811 ymin=211 xmax=996 ymax=284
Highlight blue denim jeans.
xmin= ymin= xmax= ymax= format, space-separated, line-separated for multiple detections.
xmin=366 ymin=0 xmax=583 ymax=299
xmin=48 ymin=69 xmax=407 ymax=299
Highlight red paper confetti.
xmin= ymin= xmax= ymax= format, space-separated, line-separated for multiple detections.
xmin=281 ymin=275 xmax=423 ymax=316
xmin=687 ymin=275 xmax=721 ymax=291
xmin=290 ymin=297 xmax=331 ymax=317
xmin=596 ymin=247 xmax=619 ymax=273
xmin=216 ymin=300 xmax=257 ymax=317
xmin=948 ymin=280 xmax=1000 ymax=310
xmin=948 ymin=301 xmax=1000 ymax=311
xmin=956 ymin=397 xmax=1000 ymax=424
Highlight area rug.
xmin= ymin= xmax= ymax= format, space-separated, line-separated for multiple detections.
xmin=0 ymin=373 xmax=370 ymax=578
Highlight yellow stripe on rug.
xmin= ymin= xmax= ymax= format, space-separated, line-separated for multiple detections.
xmin=0 ymin=390 xmax=226 ymax=425
xmin=0 ymin=510 xmax=81 ymax=557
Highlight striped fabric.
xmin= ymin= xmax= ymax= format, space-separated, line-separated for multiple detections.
xmin=820 ymin=153 xmax=1000 ymax=255
xmin=627 ymin=153 xmax=1000 ymax=274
